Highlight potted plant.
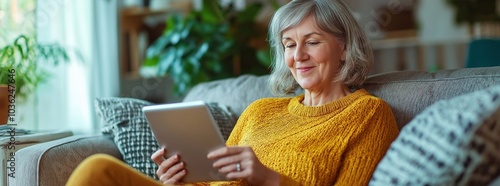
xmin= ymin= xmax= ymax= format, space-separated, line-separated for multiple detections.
xmin=143 ymin=0 xmax=273 ymax=95
xmin=447 ymin=0 xmax=500 ymax=25
xmin=446 ymin=0 xmax=500 ymax=36
xmin=0 ymin=35 xmax=70 ymax=124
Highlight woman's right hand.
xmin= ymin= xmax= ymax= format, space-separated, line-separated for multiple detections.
xmin=151 ymin=148 xmax=187 ymax=184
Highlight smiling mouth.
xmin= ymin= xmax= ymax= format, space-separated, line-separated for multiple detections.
xmin=297 ymin=67 xmax=314 ymax=72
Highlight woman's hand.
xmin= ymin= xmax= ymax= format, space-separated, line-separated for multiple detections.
xmin=207 ymin=146 xmax=280 ymax=186
xmin=151 ymin=148 xmax=186 ymax=184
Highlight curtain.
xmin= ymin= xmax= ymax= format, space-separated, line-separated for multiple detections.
xmin=20 ymin=0 xmax=119 ymax=134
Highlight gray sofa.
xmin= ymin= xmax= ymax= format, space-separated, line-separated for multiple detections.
xmin=13 ymin=67 xmax=500 ymax=186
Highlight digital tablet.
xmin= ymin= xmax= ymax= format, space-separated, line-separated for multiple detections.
xmin=142 ymin=101 xmax=227 ymax=182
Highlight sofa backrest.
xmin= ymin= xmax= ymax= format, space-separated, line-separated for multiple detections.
xmin=184 ymin=67 xmax=500 ymax=129
xmin=183 ymin=75 xmax=277 ymax=117
xmin=364 ymin=66 xmax=500 ymax=129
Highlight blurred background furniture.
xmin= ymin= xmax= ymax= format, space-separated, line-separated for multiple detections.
xmin=465 ymin=38 xmax=500 ymax=68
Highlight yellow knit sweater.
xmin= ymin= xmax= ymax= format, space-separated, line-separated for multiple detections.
xmin=208 ymin=89 xmax=399 ymax=186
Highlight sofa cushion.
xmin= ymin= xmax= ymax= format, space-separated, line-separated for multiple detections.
xmin=94 ymin=97 xmax=237 ymax=179
xmin=365 ymin=66 xmax=500 ymax=129
xmin=183 ymin=74 xmax=277 ymax=117
xmin=369 ymin=84 xmax=500 ymax=186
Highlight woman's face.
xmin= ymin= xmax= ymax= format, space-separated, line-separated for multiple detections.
xmin=282 ymin=16 xmax=346 ymax=92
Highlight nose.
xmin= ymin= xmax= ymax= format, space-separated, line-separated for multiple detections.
xmin=293 ymin=45 xmax=308 ymax=62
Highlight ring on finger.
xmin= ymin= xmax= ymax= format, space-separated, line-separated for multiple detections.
xmin=236 ymin=163 xmax=241 ymax=172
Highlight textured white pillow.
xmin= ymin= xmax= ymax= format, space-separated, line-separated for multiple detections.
xmin=370 ymin=85 xmax=500 ymax=186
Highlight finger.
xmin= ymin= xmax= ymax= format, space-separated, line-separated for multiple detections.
xmin=226 ymin=170 xmax=246 ymax=180
xmin=212 ymin=155 xmax=241 ymax=168
xmin=163 ymin=161 xmax=186 ymax=179
xmin=151 ymin=148 xmax=166 ymax=165
xmin=156 ymin=155 xmax=181 ymax=177
xmin=217 ymin=162 xmax=241 ymax=174
xmin=159 ymin=169 xmax=187 ymax=184
xmin=207 ymin=146 xmax=242 ymax=159
xmin=225 ymin=162 xmax=248 ymax=180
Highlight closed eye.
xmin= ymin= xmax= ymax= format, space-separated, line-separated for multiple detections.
xmin=307 ymin=41 xmax=319 ymax=46
xmin=284 ymin=43 xmax=296 ymax=48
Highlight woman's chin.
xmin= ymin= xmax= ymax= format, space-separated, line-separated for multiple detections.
xmin=297 ymin=82 xmax=314 ymax=91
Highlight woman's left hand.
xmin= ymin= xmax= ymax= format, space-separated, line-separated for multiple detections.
xmin=207 ymin=146 xmax=279 ymax=186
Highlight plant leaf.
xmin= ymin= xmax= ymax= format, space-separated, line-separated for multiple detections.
xmin=14 ymin=36 xmax=30 ymax=60
xmin=256 ymin=48 xmax=272 ymax=67
xmin=157 ymin=47 xmax=176 ymax=75
xmin=195 ymin=42 xmax=209 ymax=59
xmin=237 ymin=2 xmax=262 ymax=23
xmin=143 ymin=56 xmax=159 ymax=66
xmin=170 ymin=32 xmax=181 ymax=45
xmin=200 ymin=0 xmax=223 ymax=24
xmin=146 ymin=35 xmax=170 ymax=58
xmin=187 ymin=56 xmax=200 ymax=73
xmin=171 ymin=57 xmax=183 ymax=76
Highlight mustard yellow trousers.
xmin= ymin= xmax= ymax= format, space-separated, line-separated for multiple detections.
xmin=66 ymin=154 xmax=163 ymax=186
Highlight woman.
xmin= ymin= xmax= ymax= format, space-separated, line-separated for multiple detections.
xmin=67 ymin=0 xmax=399 ymax=185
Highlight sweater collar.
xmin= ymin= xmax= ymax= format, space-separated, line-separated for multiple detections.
xmin=288 ymin=89 xmax=369 ymax=117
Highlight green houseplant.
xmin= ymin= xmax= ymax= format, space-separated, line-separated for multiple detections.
xmin=144 ymin=0 xmax=273 ymax=94
xmin=0 ymin=35 xmax=70 ymax=124
xmin=446 ymin=0 xmax=500 ymax=25
xmin=0 ymin=35 xmax=70 ymax=101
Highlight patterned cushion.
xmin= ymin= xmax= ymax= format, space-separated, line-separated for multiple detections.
xmin=94 ymin=97 xmax=238 ymax=179
xmin=370 ymin=85 xmax=500 ymax=186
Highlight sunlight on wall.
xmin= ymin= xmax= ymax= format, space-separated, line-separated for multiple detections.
xmin=0 ymin=0 xmax=36 ymax=46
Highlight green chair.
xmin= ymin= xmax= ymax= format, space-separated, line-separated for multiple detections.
xmin=465 ymin=38 xmax=500 ymax=68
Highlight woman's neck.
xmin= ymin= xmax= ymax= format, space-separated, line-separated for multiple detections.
xmin=302 ymin=85 xmax=351 ymax=106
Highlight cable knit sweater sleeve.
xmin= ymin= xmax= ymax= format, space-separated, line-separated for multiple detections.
xmin=333 ymin=98 xmax=399 ymax=185
xmin=226 ymin=100 xmax=301 ymax=186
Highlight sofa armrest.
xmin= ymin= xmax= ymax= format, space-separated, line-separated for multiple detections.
xmin=10 ymin=134 xmax=121 ymax=186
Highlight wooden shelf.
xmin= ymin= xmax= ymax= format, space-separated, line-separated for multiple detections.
xmin=119 ymin=3 xmax=190 ymax=78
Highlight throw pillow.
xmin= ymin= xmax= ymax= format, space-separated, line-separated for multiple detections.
xmin=94 ymin=97 xmax=238 ymax=179
xmin=370 ymin=85 xmax=500 ymax=186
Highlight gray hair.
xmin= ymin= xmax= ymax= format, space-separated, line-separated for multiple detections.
xmin=268 ymin=0 xmax=373 ymax=96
